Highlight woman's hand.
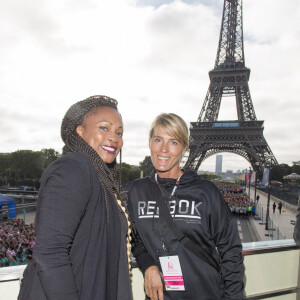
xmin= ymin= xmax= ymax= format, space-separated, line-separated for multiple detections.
xmin=144 ymin=266 xmax=164 ymax=300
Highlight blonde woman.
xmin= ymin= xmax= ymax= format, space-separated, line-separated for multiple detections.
xmin=128 ymin=113 xmax=244 ymax=300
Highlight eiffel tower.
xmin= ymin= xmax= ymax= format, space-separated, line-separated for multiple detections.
xmin=183 ymin=0 xmax=277 ymax=174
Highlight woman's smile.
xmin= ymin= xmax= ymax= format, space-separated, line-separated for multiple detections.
xmin=101 ymin=145 xmax=117 ymax=154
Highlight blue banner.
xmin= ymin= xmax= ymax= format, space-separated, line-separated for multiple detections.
xmin=8 ymin=202 xmax=16 ymax=218
xmin=262 ymin=167 xmax=270 ymax=186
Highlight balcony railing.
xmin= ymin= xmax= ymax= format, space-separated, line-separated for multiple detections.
xmin=0 ymin=239 xmax=299 ymax=299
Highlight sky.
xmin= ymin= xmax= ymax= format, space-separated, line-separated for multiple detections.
xmin=1 ymin=0 xmax=300 ymax=172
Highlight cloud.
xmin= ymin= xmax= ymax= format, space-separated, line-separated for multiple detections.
xmin=1 ymin=0 xmax=299 ymax=172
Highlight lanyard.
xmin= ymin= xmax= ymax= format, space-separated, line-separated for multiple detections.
xmin=154 ymin=173 xmax=181 ymax=251
xmin=154 ymin=173 xmax=181 ymax=199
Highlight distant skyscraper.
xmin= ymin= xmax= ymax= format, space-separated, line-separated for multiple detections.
xmin=215 ymin=155 xmax=223 ymax=173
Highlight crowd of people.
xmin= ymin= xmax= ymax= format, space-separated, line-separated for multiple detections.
xmin=215 ymin=182 xmax=256 ymax=218
xmin=0 ymin=219 xmax=35 ymax=268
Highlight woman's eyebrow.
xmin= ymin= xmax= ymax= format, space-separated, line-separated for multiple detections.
xmin=96 ymin=120 xmax=123 ymax=129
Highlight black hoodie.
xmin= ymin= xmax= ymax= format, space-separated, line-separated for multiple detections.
xmin=128 ymin=170 xmax=244 ymax=300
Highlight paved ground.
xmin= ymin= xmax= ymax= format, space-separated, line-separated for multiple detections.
xmin=247 ymin=187 xmax=298 ymax=241
xmin=236 ymin=218 xmax=254 ymax=243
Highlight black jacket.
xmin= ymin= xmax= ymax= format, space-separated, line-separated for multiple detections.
xmin=18 ymin=152 xmax=128 ymax=300
xmin=128 ymin=170 xmax=244 ymax=300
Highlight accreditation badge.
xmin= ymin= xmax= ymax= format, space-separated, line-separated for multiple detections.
xmin=159 ymin=255 xmax=185 ymax=291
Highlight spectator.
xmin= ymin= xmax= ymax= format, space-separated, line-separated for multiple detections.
xmin=256 ymin=195 xmax=260 ymax=203
xmin=0 ymin=219 xmax=35 ymax=268
xmin=0 ymin=252 xmax=8 ymax=267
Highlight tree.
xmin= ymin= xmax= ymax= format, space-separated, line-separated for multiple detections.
xmin=0 ymin=153 xmax=11 ymax=186
xmin=139 ymin=156 xmax=154 ymax=177
xmin=271 ymin=164 xmax=291 ymax=182
xmin=41 ymin=148 xmax=60 ymax=169
xmin=0 ymin=153 xmax=10 ymax=174
xmin=10 ymin=150 xmax=44 ymax=179
xmin=291 ymin=161 xmax=300 ymax=175
xmin=116 ymin=162 xmax=140 ymax=181
xmin=128 ymin=165 xmax=140 ymax=181
xmin=120 ymin=162 xmax=130 ymax=181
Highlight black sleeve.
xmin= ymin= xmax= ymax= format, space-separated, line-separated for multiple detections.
xmin=209 ymin=184 xmax=245 ymax=299
xmin=130 ymin=227 xmax=157 ymax=274
xmin=128 ymin=185 xmax=157 ymax=274
xmin=33 ymin=157 xmax=91 ymax=300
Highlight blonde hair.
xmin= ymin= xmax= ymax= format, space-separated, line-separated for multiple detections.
xmin=149 ymin=113 xmax=189 ymax=149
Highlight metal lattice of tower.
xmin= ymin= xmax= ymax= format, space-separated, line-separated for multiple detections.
xmin=183 ymin=0 xmax=278 ymax=174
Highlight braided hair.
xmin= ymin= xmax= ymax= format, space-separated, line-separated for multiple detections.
xmin=61 ymin=95 xmax=122 ymax=220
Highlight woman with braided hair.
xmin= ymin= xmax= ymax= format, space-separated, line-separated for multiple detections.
xmin=19 ymin=95 xmax=132 ymax=300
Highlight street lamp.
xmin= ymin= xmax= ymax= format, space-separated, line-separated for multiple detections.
xmin=265 ymin=185 xmax=271 ymax=231
xmin=254 ymin=177 xmax=258 ymax=203
xmin=253 ymin=162 xmax=260 ymax=203
xmin=248 ymin=166 xmax=251 ymax=200
xmin=265 ymin=164 xmax=273 ymax=231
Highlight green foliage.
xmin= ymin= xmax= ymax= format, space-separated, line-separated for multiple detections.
xmin=271 ymin=164 xmax=292 ymax=182
xmin=0 ymin=154 xmax=10 ymax=175
xmin=291 ymin=161 xmax=300 ymax=175
xmin=117 ymin=155 xmax=155 ymax=181
xmin=42 ymin=148 xmax=60 ymax=169
xmin=116 ymin=162 xmax=140 ymax=181
xmin=139 ymin=156 xmax=154 ymax=177
xmin=122 ymin=162 xmax=140 ymax=181
xmin=0 ymin=149 xmax=60 ymax=188
xmin=10 ymin=150 xmax=43 ymax=179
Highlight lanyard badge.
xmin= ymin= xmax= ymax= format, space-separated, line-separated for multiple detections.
xmin=156 ymin=174 xmax=185 ymax=291
xmin=159 ymin=255 xmax=185 ymax=291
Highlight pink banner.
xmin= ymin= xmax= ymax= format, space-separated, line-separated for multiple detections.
xmin=251 ymin=171 xmax=256 ymax=184
xmin=246 ymin=173 xmax=250 ymax=182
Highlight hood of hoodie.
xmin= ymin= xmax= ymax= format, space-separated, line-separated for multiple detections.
xmin=150 ymin=169 xmax=200 ymax=194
